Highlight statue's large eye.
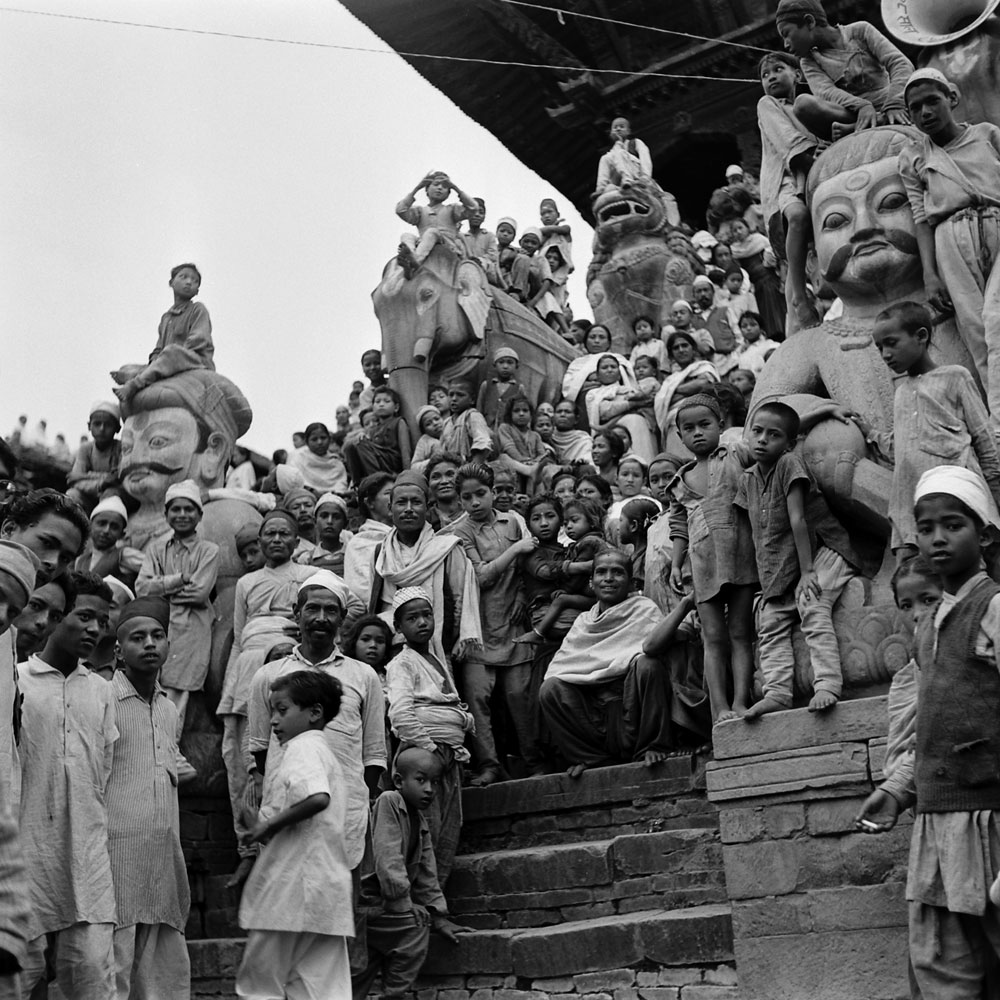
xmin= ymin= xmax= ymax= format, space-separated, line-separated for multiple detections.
xmin=821 ymin=211 xmax=850 ymax=232
xmin=419 ymin=287 xmax=435 ymax=302
xmin=877 ymin=191 xmax=908 ymax=212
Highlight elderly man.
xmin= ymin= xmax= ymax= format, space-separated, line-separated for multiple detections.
xmin=540 ymin=549 xmax=709 ymax=777
xmin=247 ymin=570 xmax=386 ymax=881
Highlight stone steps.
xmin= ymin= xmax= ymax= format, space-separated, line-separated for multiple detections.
xmin=423 ymin=904 xmax=734 ymax=977
xmin=448 ymin=828 xmax=726 ymax=929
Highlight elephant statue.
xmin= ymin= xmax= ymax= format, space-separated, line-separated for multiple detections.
xmin=586 ymin=176 xmax=702 ymax=354
xmin=373 ymin=248 xmax=578 ymax=440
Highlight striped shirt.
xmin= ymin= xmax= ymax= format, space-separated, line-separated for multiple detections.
xmin=107 ymin=671 xmax=190 ymax=930
xmin=19 ymin=656 xmax=118 ymax=938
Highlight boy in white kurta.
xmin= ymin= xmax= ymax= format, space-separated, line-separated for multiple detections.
xmin=237 ymin=669 xmax=353 ymax=999
xmin=136 ymin=480 xmax=219 ymax=728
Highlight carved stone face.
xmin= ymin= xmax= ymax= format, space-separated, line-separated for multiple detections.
xmin=120 ymin=406 xmax=224 ymax=504
xmin=811 ymin=155 xmax=921 ymax=302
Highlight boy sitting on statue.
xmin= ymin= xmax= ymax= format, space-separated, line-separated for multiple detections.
xmin=395 ymin=171 xmax=478 ymax=278
xmin=111 ymin=262 xmax=214 ymax=405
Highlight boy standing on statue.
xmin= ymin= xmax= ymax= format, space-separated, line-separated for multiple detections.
xmin=899 ymin=68 xmax=1000 ymax=434
xmin=396 ymin=171 xmax=478 ymax=278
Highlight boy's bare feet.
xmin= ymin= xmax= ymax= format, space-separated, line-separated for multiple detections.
xmin=643 ymin=749 xmax=669 ymax=766
xmin=112 ymin=383 xmax=137 ymax=406
xmin=742 ymin=697 xmax=787 ymax=721
xmin=566 ymin=763 xmax=587 ymax=779
xmin=715 ymin=709 xmax=742 ymax=723
xmin=225 ymin=856 xmax=255 ymax=890
xmin=831 ymin=121 xmax=857 ymax=141
xmin=808 ymin=690 xmax=839 ymax=712
xmin=110 ymin=369 xmax=127 ymax=385
xmin=513 ymin=630 xmax=544 ymax=645
xmin=469 ymin=766 xmax=501 ymax=787
xmin=397 ymin=243 xmax=418 ymax=278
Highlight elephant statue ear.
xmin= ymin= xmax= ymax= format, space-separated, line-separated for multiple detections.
xmin=457 ymin=260 xmax=490 ymax=342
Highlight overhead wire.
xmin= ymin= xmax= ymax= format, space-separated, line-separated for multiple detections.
xmin=0 ymin=5 xmax=760 ymax=83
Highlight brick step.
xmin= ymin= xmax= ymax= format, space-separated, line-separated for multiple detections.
xmin=448 ymin=829 xmax=726 ymax=929
xmin=425 ymin=903 xmax=734 ymax=977
xmin=460 ymin=756 xmax=716 ymax=852
xmin=189 ymin=938 xmax=242 ymax=998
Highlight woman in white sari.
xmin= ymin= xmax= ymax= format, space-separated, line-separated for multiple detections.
xmin=584 ymin=354 xmax=658 ymax=464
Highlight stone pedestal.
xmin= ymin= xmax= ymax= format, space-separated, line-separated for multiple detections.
xmin=706 ymin=697 xmax=911 ymax=1000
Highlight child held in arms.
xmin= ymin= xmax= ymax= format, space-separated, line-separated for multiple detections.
xmin=112 ymin=263 xmax=214 ymax=405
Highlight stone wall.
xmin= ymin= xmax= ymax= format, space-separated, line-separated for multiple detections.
xmin=706 ymin=696 xmax=910 ymax=1000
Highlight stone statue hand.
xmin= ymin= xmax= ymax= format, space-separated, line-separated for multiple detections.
xmin=854 ymin=789 xmax=900 ymax=834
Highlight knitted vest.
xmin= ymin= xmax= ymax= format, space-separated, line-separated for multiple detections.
xmin=915 ymin=577 xmax=1000 ymax=813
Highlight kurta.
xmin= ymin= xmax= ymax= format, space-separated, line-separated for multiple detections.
xmin=0 ymin=630 xmax=20 ymax=806
xmin=248 ymin=646 xmax=387 ymax=869
xmin=153 ymin=300 xmax=215 ymax=374
xmin=757 ymin=95 xmax=817 ymax=226
xmin=870 ymin=365 xmax=1000 ymax=550
xmin=385 ymin=646 xmax=473 ymax=756
xmin=136 ymin=532 xmax=220 ymax=691
xmin=67 ymin=440 xmax=122 ymax=488
xmin=217 ymin=561 xmax=316 ymax=717
xmin=440 ymin=408 xmax=492 ymax=461
xmin=19 ymin=656 xmax=118 ymax=939
xmin=239 ymin=729 xmax=353 ymax=936
xmin=352 ymin=417 xmax=404 ymax=476
xmin=450 ymin=512 xmax=530 ymax=667
xmin=881 ymin=574 xmax=1000 ymax=916
xmin=668 ymin=446 xmax=758 ymax=603
xmin=106 ymin=672 xmax=189 ymax=930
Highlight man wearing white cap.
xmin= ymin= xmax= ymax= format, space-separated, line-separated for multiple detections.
xmin=136 ymin=480 xmax=220 ymax=727
xmin=247 ymin=570 xmax=386 ymax=883
xmin=67 ymin=401 xmax=122 ymax=512
xmin=73 ymin=495 xmax=137 ymax=588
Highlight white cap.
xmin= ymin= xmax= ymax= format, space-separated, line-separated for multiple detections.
xmin=89 ymin=400 xmax=121 ymax=421
xmin=690 ymin=230 xmax=718 ymax=249
xmin=725 ymin=164 xmax=744 ymax=178
xmin=91 ymin=496 xmax=128 ymax=524
xmin=297 ymin=569 xmax=352 ymax=609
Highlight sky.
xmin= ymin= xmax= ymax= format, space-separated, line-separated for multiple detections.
xmin=0 ymin=0 xmax=594 ymax=456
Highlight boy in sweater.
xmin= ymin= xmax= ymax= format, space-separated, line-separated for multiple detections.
xmin=351 ymin=747 xmax=469 ymax=1000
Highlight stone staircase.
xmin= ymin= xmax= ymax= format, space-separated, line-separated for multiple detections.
xmin=190 ymin=754 xmax=737 ymax=999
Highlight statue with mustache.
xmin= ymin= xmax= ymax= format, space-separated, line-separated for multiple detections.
xmin=750 ymin=125 xmax=977 ymax=543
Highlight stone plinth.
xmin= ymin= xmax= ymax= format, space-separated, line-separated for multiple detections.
xmin=706 ymin=696 xmax=910 ymax=1000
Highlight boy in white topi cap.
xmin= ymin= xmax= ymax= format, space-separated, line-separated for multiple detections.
xmin=856 ymin=465 xmax=1000 ymax=994
xmin=135 ymin=480 xmax=220 ymax=727
xmin=66 ymin=400 xmax=122 ymax=511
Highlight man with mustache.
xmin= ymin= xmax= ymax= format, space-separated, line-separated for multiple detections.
xmin=750 ymin=125 xmax=976 ymax=543
xmin=246 ymin=571 xmax=386 ymax=891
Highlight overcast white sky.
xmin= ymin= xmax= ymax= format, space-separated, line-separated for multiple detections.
xmin=1 ymin=0 xmax=594 ymax=455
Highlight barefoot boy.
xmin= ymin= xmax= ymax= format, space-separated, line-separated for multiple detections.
xmin=66 ymin=401 xmax=123 ymax=511
xmin=112 ymin=263 xmax=214 ymax=405
xmin=738 ymin=402 xmax=858 ymax=718
xmin=396 ymin=172 xmax=478 ymax=278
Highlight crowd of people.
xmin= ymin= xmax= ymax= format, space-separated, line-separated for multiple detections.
xmin=4 ymin=0 xmax=1000 ymax=995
